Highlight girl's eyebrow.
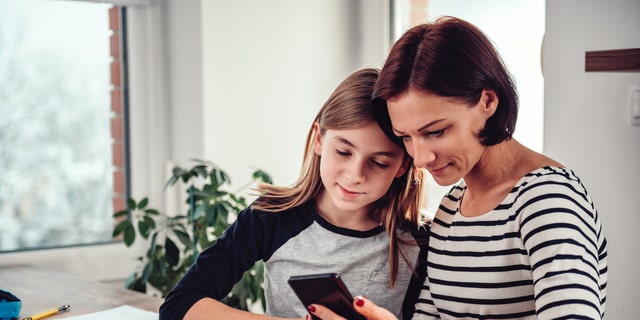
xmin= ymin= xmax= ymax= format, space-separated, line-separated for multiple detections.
xmin=392 ymin=119 xmax=445 ymax=135
xmin=333 ymin=136 xmax=399 ymax=158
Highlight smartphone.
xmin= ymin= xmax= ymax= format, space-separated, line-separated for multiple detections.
xmin=288 ymin=273 xmax=366 ymax=320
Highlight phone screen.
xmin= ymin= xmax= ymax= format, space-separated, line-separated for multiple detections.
xmin=288 ymin=273 xmax=366 ymax=320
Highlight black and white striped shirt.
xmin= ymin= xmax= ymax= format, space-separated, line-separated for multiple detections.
xmin=413 ymin=166 xmax=608 ymax=319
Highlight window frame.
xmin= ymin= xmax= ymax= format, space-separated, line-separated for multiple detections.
xmin=0 ymin=0 xmax=170 ymax=282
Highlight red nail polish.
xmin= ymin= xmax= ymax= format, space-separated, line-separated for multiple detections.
xmin=355 ymin=297 xmax=365 ymax=307
xmin=307 ymin=305 xmax=316 ymax=312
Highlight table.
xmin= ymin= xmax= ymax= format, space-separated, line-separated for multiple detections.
xmin=0 ymin=265 xmax=164 ymax=318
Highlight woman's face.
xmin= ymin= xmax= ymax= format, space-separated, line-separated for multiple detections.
xmin=386 ymin=88 xmax=496 ymax=186
xmin=313 ymin=122 xmax=407 ymax=217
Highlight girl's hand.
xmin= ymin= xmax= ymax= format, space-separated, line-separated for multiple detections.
xmin=307 ymin=296 xmax=399 ymax=320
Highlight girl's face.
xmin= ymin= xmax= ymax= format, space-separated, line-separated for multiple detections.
xmin=386 ymin=88 xmax=497 ymax=186
xmin=313 ymin=122 xmax=407 ymax=219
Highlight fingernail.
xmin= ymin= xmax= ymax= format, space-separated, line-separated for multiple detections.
xmin=307 ymin=305 xmax=316 ymax=312
xmin=355 ymin=296 xmax=365 ymax=307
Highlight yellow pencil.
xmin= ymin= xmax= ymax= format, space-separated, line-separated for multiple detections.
xmin=22 ymin=305 xmax=70 ymax=320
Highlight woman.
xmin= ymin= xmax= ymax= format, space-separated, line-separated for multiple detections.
xmin=310 ymin=16 xmax=608 ymax=320
xmin=159 ymin=68 xmax=428 ymax=320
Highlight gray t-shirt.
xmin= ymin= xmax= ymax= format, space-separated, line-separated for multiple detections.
xmin=266 ymin=211 xmax=420 ymax=319
xmin=160 ymin=201 xmax=426 ymax=320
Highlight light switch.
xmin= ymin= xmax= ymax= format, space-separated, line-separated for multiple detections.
xmin=630 ymin=84 xmax=640 ymax=126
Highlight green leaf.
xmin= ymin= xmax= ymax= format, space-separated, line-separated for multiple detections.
xmin=113 ymin=209 xmax=130 ymax=218
xmin=198 ymin=229 xmax=211 ymax=249
xmin=148 ymin=244 xmax=163 ymax=260
xmin=209 ymin=171 xmax=221 ymax=190
xmin=213 ymin=219 xmax=228 ymax=238
xmin=170 ymin=220 xmax=189 ymax=234
xmin=165 ymin=238 xmax=180 ymax=267
xmin=171 ymin=166 xmax=187 ymax=177
xmin=125 ymin=272 xmax=147 ymax=293
xmin=191 ymin=203 xmax=204 ymax=219
xmin=125 ymin=272 xmax=137 ymax=288
xmin=181 ymin=254 xmax=196 ymax=269
xmin=149 ymin=233 xmax=159 ymax=256
xmin=138 ymin=198 xmax=149 ymax=209
xmin=124 ymin=224 xmax=136 ymax=246
xmin=154 ymin=258 xmax=168 ymax=277
xmin=164 ymin=172 xmax=181 ymax=189
xmin=193 ymin=165 xmax=208 ymax=178
xmin=173 ymin=229 xmax=192 ymax=249
xmin=219 ymin=169 xmax=231 ymax=185
xmin=113 ymin=220 xmax=129 ymax=237
xmin=181 ymin=172 xmax=196 ymax=183
xmin=141 ymin=261 xmax=154 ymax=282
xmin=216 ymin=205 xmax=229 ymax=225
xmin=127 ymin=198 xmax=137 ymax=210
xmin=138 ymin=216 xmax=156 ymax=239
xmin=253 ymin=169 xmax=273 ymax=184
xmin=205 ymin=204 xmax=218 ymax=227
xmin=144 ymin=208 xmax=160 ymax=215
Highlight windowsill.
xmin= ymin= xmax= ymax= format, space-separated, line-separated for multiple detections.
xmin=0 ymin=242 xmax=140 ymax=282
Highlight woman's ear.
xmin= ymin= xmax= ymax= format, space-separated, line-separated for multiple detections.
xmin=312 ymin=122 xmax=323 ymax=156
xmin=481 ymin=89 xmax=499 ymax=117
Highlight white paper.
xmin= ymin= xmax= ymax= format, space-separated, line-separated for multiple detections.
xmin=63 ymin=305 xmax=158 ymax=320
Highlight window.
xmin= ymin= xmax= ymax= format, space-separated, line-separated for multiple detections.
xmin=0 ymin=0 xmax=125 ymax=252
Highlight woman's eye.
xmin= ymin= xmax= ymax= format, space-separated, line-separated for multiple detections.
xmin=336 ymin=149 xmax=351 ymax=157
xmin=426 ymin=129 xmax=445 ymax=137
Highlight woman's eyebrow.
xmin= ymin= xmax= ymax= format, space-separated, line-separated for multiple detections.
xmin=393 ymin=119 xmax=445 ymax=135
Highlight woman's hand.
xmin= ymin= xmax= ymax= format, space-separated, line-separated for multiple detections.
xmin=307 ymin=296 xmax=399 ymax=320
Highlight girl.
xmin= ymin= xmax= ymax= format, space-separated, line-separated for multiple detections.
xmin=159 ymin=68 xmax=427 ymax=320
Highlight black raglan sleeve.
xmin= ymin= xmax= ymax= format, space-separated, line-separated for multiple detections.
xmin=159 ymin=206 xmax=266 ymax=320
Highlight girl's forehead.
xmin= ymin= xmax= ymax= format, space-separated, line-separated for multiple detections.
xmin=325 ymin=124 xmax=403 ymax=154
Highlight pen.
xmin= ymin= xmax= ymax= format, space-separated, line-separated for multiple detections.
xmin=22 ymin=305 xmax=70 ymax=320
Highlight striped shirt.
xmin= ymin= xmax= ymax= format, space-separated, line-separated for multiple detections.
xmin=413 ymin=166 xmax=608 ymax=319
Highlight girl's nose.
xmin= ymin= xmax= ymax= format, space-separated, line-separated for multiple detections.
xmin=346 ymin=160 xmax=366 ymax=184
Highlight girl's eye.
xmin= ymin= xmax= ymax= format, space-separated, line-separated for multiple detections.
xmin=336 ymin=149 xmax=351 ymax=157
xmin=372 ymin=161 xmax=390 ymax=169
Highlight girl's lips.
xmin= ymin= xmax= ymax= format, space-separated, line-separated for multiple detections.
xmin=337 ymin=184 xmax=362 ymax=199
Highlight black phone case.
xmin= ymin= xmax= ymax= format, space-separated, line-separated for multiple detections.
xmin=288 ymin=273 xmax=366 ymax=320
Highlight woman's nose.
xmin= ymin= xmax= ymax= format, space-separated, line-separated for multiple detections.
xmin=409 ymin=141 xmax=436 ymax=168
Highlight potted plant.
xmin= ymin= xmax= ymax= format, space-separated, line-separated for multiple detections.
xmin=113 ymin=159 xmax=272 ymax=311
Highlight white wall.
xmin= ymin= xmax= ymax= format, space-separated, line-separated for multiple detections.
xmin=201 ymin=0 xmax=389 ymax=190
xmin=543 ymin=0 xmax=640 ymax=318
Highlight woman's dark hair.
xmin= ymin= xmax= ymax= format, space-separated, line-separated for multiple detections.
xmin=373 ymin=16 xmax=519 ymax=146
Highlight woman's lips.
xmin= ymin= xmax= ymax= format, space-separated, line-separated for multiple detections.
xmin=428 ymin=163 xmax=449 ymax=176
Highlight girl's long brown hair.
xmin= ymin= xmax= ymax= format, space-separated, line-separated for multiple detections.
xmin=252 ymin=68 xmax=425 ymax=286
